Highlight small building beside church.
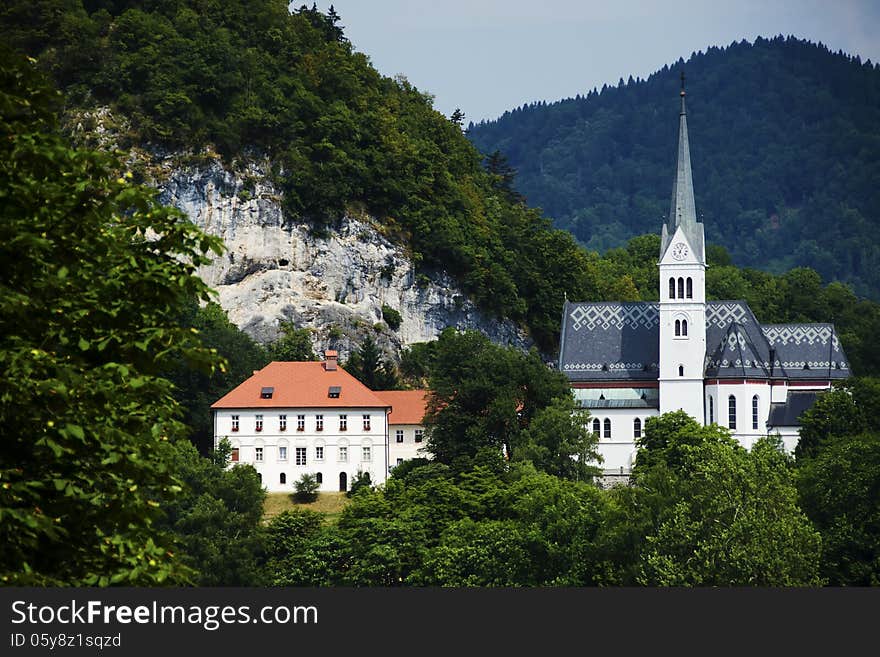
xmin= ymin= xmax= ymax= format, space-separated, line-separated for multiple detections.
xmin=558 ymin=81 xmax=849 ymax=479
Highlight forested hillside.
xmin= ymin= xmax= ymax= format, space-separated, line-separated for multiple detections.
xmin=0 ymin=0 xmax=606 ymax=350
xmin=468 ymin=36 xmax=880 ymax=300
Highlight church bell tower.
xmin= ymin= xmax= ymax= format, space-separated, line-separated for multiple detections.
xmin=658 ymin=74 xmax=707 ymax=421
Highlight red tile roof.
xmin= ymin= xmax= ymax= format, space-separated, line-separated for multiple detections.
xmin=374 ymin=390 xmax=428 ymax=425
xmin=211 ymin=362 xmax=390 ymax=409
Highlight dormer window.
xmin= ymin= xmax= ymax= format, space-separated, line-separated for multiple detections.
xmin=328 ymin=386 xmax=341 ymax=398
xmin=260 ymin=387 xmax=274 ymax=399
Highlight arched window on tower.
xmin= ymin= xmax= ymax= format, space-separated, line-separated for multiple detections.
xmin=669 ymin=277 xmax=676 ymax=299
xmin=682 ymin=319 xmax=688 ymax=336
xmin=752 ymin=395 xmax=759 ymax=430
xmin=709 ymin=395 xmax=714 ymax=424
xmin=686 ymin=277 xmax=693 ymax=298
xmin=633 ymin=418 xmax=642 ymax=439
xmin=728 ymin=395 xmax=737 ymax=430
xmin=678 ymin=277 xmax=684 ymax=298
xmin=603 ymin=418 xmax=612 ymax=439
xmin=675 ymin=319 xmax=681 ymax=336
xmin=678 ymin=365 xmax=684 ymax=377
xmin=592 ymin=418 xmax=600 ymax=435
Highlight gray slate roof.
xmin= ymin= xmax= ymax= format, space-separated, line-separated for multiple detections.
xmin=768 ymin=390 xmax=823 ymax=427
xmin=559 ymin=300 xmax=849 ymax=383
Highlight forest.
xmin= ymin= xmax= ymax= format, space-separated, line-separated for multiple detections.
xmin=468 ymin=36 xmax=880 ymax=302
xmin=1 ymin=4 xmax=878 ymax=588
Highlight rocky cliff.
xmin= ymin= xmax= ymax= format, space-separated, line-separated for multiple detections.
xmin=155 ymin=156 xmax=531 ymax=359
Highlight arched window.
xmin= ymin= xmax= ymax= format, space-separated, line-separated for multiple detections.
xmin=279 ymin=473 xmax=286 ymax=485
xmin=752 ymin=395 xmax=759 ymax=430
xmin=669 ymin=277 xmax=676 ymax=299
xmin=682 ymin=319 xmax=688 ymax=336
xmin=678 ymin=365 xmax=684 ymax=377
xmin=675 ymin=319 xmax=681 ymax=336
xmin=633 ymin=418 xmax=642 ymax=439
xmin=686 ymin=277 xmax=693 ymax=299
xmin=709 ymin=395 xmax=714 ymax=424
xmin=728 ymin=395 xmax=737 ymax=430
xmin=316 ymin=472 xmax=323 ymax=484
xmin=603 ymin=418 xmax=612 ymax=439
xmin=592 ymin=418 xmax=601 ymax=435
xmin=677 ymin=277 xmax=684 ymax=298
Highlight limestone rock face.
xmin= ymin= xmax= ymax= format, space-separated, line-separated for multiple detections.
xmin=157 ymin=159 xmax=531 ymax=358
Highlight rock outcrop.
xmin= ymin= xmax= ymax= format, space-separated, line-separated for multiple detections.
xmin=156 ymin=157 xmax=531 ymax=359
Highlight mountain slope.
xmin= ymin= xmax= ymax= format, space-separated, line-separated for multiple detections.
xmin=0 ymin=0 xmax=609 ymax=350
xmin=468 ymin=36 xmax=880 ymax=300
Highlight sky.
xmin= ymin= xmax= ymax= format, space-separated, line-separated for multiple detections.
xmin=318 ymin=0 xmax=880 ymax=124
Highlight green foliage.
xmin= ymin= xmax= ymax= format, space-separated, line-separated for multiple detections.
xmin=470 ymin=36 xmax=880 ymax=302
xmin=0 ymin=48 xmax=224 ymax=585
xmin=168 ymin=302 xmax=269 ymax=453
xmin=797 ymin=433 xmax=880 ymax=585
xmin=343 ymin=335 xmax=400 ymax=390
xmin=381 ymin=304 xmax=402 ymax=331
xmin=514 ymin=396 xmax=602 ymax=481
xmin=157 ymin=439 xmax=268 ymax=585
xmin=264 ymin=459 xmax=611 ymax=586
xmin=347 ymin=471 xmax=373 ymax=498
xmin=424 ymin=329 xmax=573 ymax=466
xmin=797 ymin=378 xmax=880 ymax=460
xmin=607 ymin=414 xmax=823 ymax=586
xmin=293 ymin=473 xmax=320 ymax=503
xmin=268 ymin=322 xmax=316 ymax=362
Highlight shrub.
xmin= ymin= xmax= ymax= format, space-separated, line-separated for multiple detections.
xmin=381 ymin=304 xmax=402 ymax=330
xmin=293 ymin=473 xmax=320 ymax=502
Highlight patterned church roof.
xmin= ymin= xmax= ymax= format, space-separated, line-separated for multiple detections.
xmin=558 ymin=300 xmax=849 ymax=382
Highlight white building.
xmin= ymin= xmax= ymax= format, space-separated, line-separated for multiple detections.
xmin=558 ymin=80 xmax=850 ymax=479
xmin=374 ymin=390 xmax=429 ymax=471
xmin=211 ymin=352 xmax=392 ymax=492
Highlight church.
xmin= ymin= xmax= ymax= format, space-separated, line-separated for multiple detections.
xmin=557 ymin=81 xmax=850 ymax=478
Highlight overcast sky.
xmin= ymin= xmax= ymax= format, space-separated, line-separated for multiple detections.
xmin=319 ymin=0 xmax=880 ymax=123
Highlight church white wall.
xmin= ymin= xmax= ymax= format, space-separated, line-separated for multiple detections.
xmin=586 ymin=407 xmax=660 ymax=475
xmin=705 ymin=381 xmax=774 ymax=450
xmin=214 ymin=408 xmax=389 ymax=492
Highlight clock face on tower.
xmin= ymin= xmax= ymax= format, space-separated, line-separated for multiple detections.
xmin=671 ymin=242 xmax=689 ymax=261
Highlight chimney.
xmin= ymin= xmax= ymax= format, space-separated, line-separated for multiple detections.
xmin=324 ymin=349 xmax=338 ymax=371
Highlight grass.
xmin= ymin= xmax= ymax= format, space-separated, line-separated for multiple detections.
xmin=263 ymin=491 xmax=350 ymax=524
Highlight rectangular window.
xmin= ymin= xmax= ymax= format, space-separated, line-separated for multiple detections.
xmin=363 ymin=414 xmax=371 ymax=431
xmin=297 ymin=415 xmax=305 ymax=431
xmin=255 ymin=447 xmax=263 ymax=462
xmin=338 ymin=446 xmax=348 ymax=462
xmin=295 ymin=447 xmax=307 ymax=466
xmin=315 ymin=446 xmax=324 ymax=461
xmin=316 ymin=415 xmax=323 ymax=431
xmin=339 ymin=414 xmax=347 ymax=431
xmin=231 ymin=415 xmax=239 ymax=432
xmin=255 ymin=414 xmax=263 ymax=432
xmin=231 ymin=447 xmax=239 ymax=462
xmin=396 ymin=458 xmax=403 ymax=466
xmin=414 ymin=429 xmax=423 ymax=443
xmin=396 ymin=430 xmax=404 ymax=443
xmin=362 ymin=446 xmax=371 ymax=462
xmin=278 ymin=446 xmax=288 ymax=461
xmin=279 ymin=414 xmax=287 ymax=431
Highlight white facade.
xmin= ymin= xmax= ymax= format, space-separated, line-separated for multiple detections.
xmin=388 ymin=424 xmax=428 ymax=472
xmin=214 ymin=407 xmax=389 ymax=493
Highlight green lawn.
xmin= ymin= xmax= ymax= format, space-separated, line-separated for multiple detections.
xmin=263 ymin=491 xmax=350 ymax=524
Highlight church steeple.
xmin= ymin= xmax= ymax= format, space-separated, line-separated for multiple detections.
xmin=660 ymin=71 xmax=704 ymax=264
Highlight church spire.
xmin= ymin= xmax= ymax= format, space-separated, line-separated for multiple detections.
xmin=659 ymin=71 xmax=704 ymax=263
xmin=669 ymin=71 xmax=697 ymax=231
